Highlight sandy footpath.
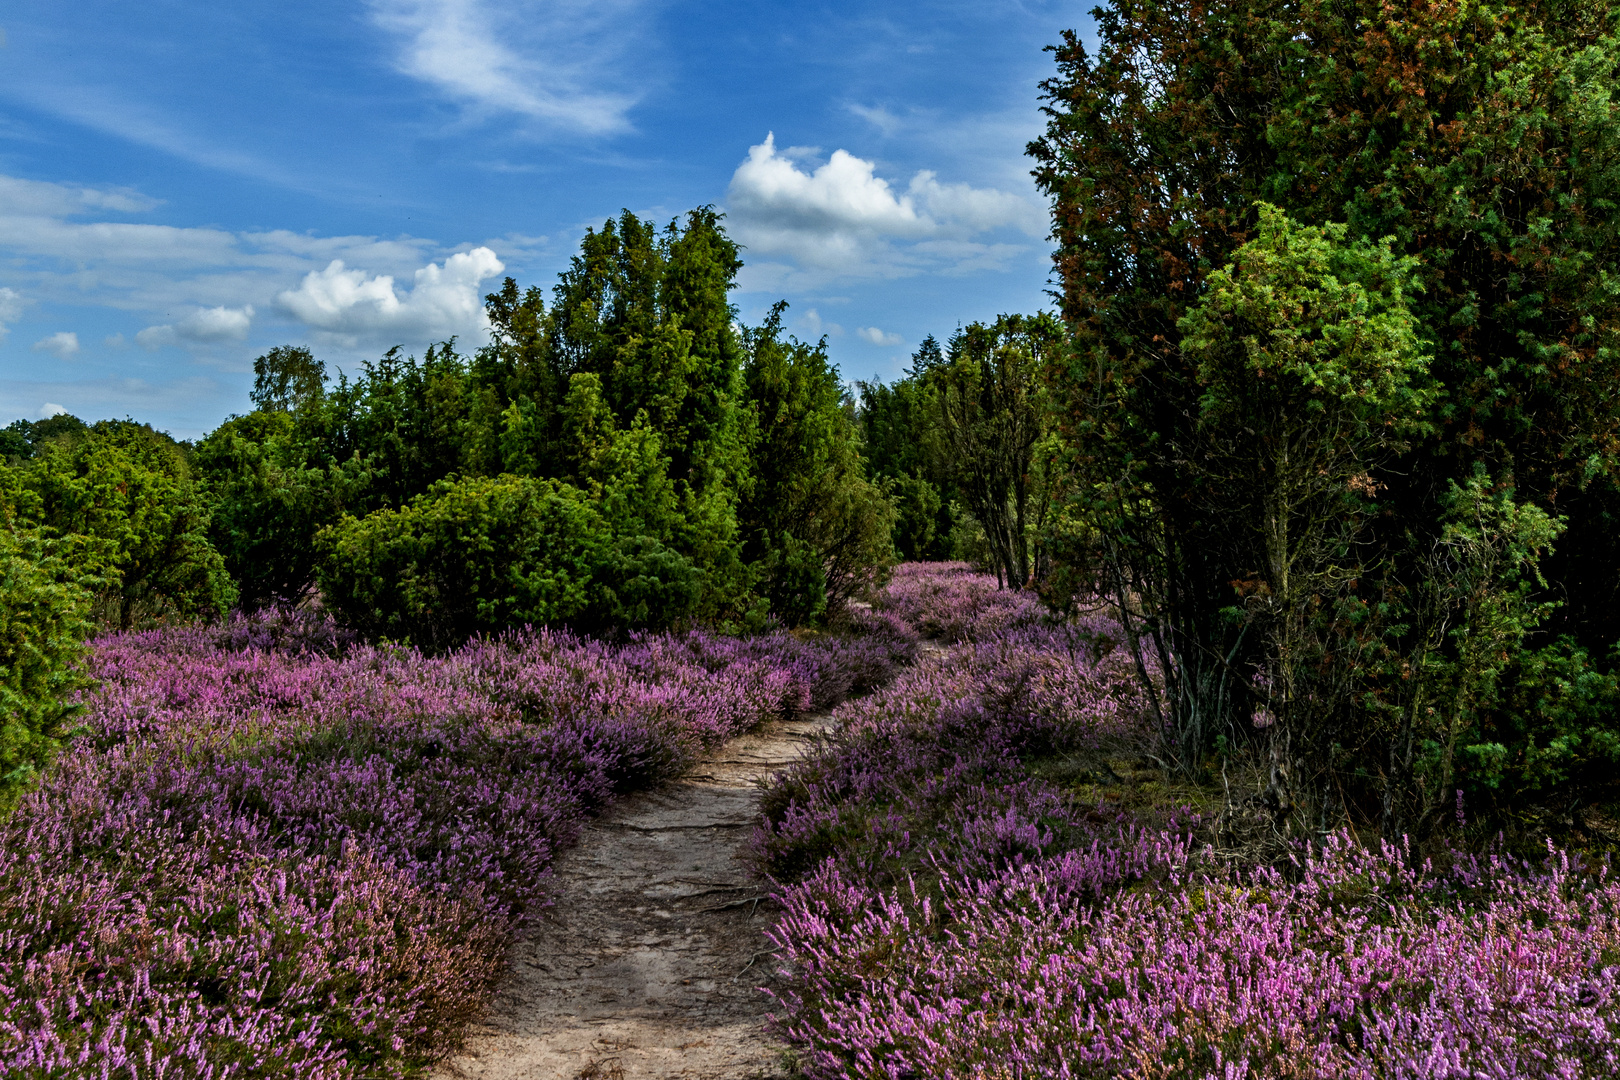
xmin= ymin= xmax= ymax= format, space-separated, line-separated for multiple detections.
xmin=436 ymin=712 xmax=832 ymax=1080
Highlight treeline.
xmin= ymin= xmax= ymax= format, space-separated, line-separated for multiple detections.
xmin=198 ymin=209 xmax=898 ymax=646
xmin=0 ymin=207 xmax=1050 ymax=801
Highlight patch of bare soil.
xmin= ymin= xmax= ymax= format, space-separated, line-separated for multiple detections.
xmin=437 ymin=713 xmax=832 ymax=1080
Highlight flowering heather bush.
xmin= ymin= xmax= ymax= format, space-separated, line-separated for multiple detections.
xmin=763 ymin=565 xmax=1620 ymax=1078
xmin=772 ymin=836 xmax=1620 ymax=1079
xmin=0 ymin=611 xmax=913 ymax=1077
xmin=874 ymin=561 xmax=1051 ymax=642
xmin=754 ymin=619 xmax=1147 ymax=885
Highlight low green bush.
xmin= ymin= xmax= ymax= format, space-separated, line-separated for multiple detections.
xmin=316 ymin=473 xmax=706 ymax=649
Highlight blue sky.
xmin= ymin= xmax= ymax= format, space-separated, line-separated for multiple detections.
xmin=0 ymin=1 xmax=1093 ymax=438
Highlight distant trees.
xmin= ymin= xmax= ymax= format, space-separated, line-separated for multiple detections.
xmin=858 ymin=317 xmax=1063 ymax=591
xmin=857 ymin=337 xmax=953 ymax=562
xmin=197 ymin=207 xmax=899 ymax=645
xmin=927 ymin=314 xmax=1061 ymax=589
xmin=250 ymin=345 xmax=326 ymax=413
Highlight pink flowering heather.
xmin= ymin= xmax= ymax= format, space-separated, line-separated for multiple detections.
xmin=761 ymin=565 xmax=1620 ymax=1079
xmin=769 ymin=836 xmax=1620 ymax=1079
xmin=755 ymin=597 xmax=1146 ymax=885
xmin=874 ymin=562 xmax=1051 ymax=642
xmin=1 ymin=609 xmax=914 ymax=1077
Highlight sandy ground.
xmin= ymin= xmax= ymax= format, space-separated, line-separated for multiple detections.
xmin=436 ymin=712 xmax=832 ymax=1080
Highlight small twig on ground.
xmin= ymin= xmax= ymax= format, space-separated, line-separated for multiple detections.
xmin=700 ymin=895 xmax=769 ymax=916
xmin=733 ymin=948 xmax=779 ymax=981
xmin=575 ymin=1057 xmax=626 ymax=1080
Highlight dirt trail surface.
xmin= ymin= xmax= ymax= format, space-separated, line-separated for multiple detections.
xmin=438 ymin=712 xmax=832 ymax=1080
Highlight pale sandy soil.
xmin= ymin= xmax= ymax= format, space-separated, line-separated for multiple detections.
xmin=435 ymin=713 xmax=832 ymax=1080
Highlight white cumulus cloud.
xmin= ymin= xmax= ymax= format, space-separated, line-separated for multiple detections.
xmin=368 ymin=0 xmax=642 ymax=134
xmin=39 ymin=402 xmax=67 ymax=419
xmin=857 ymin=326 xmax=902 ymax=346
xmin=727 ymin=133 xmax=1044 ymax=288
xmin=277 ymin=247 xmax=504 ymax=344
xmin=33 ymin=331 xmax=80 ymax=359
xmin=137 ymin=305 xmax=255 ymax=350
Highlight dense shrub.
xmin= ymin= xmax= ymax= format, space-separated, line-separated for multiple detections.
xmin=0 ymin=527 xmax=96 ymax=810
xmin=316 ymin=474 xmax=609 ymax=648
xmin=1030 ymin=0 xmax=1620 ymax=835
xmin=4 ymin=418 xmax=236 ymax=627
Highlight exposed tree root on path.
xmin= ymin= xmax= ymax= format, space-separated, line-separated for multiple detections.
xmin=438 ymin=713 xmax=832 ymax=1080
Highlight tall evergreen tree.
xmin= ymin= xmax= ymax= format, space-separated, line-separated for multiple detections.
xmin=1032 ymin=0 xmax=1620 ymax=828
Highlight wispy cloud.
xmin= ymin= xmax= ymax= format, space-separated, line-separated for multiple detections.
xmin=368 ymin=0 xmax=645 ymax=134
xmin=0 ymin=173 xmax=513 ymax=356
xmin=0 ymin=287 xmax=27 ymax=342
xmin=798 ymin=308 xmax=843 ymax=339
xmin=727 ymin=133 xmax=1044 ymax=290
xmin=847 ymin=103 xmax=903 ymax=137
xmin=33 ymin=331 xmax=80 ymax=359
xmin=137 ymin=305 xmax=255 ymax=349
xmin=857 ymin=325 xmax=902 ymax=346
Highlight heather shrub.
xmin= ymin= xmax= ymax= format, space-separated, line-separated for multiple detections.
xmin=759 ymin=565 xmax=1620 ymax=1078
xmin=755 ymin=572 xmax=1143 ymax=887
xmin=1 ymin=608 xmax=912 ymax=1074
xmin=770 ymin=835 xmax=1620 ymax=1080
xmin=0 ymin=526 xmax=96 ymax=810
xmin=874 ymin=561 xmax=1050 ymax=642
xmin=0 ymin=810 xmax=503 ymax=1074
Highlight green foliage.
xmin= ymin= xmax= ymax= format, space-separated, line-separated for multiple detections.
xmin=857 ymin=346 xmax=958 ymax=561
xmin=1032 ymin=0 xmax=1620 ymax=832
xmin=7 ymin=420 xmax=235 ymax=628
xmin=316 ymin=475 xmax=609 ymax=650
xmin=1180 ymin=204 xmax=1433 ymax=439
xmin=0 ymin=526 xmax=96 ymax=810
xmin=924 ymin=314 xmax=1062 ymax=588
xmin=250 ymin=345 xmax=327 ymax=413
xmin=1468 ymin=636 xmax=1620 ymax=818
xmin=741 ymin=304 xmax=895 ymax=625
xmin=887 ymin=472 xmax=943 ymax=562
xmin=0 ymin=414 xmax=88 ymax=464
xmin=1375 ymin=471 xmax=1572 ymax=834
xmin=195 ymin=209 xmax=905 ymax=641
xmin=315 ymin=471 xmax=705 ymax=649
xmin=1165 ymin=207 xmax=1434 ymax=778
xmin=558 ymin=374 xmax=683 ymax=541
xmin=196 ymin=411 xmax=346 ymax=607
